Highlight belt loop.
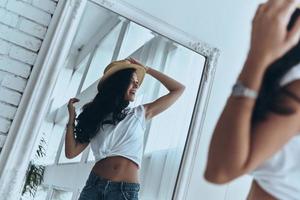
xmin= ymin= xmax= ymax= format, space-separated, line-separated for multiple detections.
xmin=121 ymin=181 xmax=124 ymax=192
xmin=104 ymin=179 xmax=110 ymax=192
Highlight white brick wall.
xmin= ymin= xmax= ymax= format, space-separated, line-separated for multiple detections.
xmin=6 ymin=0 xmax=52 ymax=26
xmin=19 ymin=18 xmax=47 ymax=39
xmin=0 ymin=0 xmax=58 ymax=151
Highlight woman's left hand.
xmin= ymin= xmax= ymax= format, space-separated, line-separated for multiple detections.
xmin=126 ymin=57 xmax=149 ymax=72
xmin=248 ymin=0 xmax=300 ymax=68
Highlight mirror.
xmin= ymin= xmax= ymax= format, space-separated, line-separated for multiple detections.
xmin=19 ymin=1 xmax=218 ymax=200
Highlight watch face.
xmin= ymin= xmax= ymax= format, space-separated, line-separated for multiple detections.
xmin=233 ymin=83 xmax=243 ymax=95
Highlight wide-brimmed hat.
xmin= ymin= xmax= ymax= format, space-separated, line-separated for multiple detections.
xmin=97 ymin=60 xmax=146 ymax=91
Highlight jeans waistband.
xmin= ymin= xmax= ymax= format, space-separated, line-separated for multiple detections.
xmin=87 ymin=170 xmax=140 ymax=192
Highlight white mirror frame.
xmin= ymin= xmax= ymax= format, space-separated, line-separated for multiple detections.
xmin=0 ymin=0 xmax=219 ymax=199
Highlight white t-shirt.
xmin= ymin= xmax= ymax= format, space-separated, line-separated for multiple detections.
xmin=90 ymin=105 xmax=146 ymax=168
xmin=250 ymin=64 xmax=300 ymax=200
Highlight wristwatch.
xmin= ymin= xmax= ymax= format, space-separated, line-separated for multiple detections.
xmin=231 ymin=81 xmax=258 ymax=99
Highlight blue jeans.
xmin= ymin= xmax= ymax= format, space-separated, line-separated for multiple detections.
xmin=78 ymin=171 xmax=140 ymax=200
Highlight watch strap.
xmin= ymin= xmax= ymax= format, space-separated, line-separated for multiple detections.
xmin=231 ymin=81 xmax=258 ymax=99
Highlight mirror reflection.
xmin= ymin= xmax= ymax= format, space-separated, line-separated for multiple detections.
xmin=22 ymin=1 xmax=206 ymax=200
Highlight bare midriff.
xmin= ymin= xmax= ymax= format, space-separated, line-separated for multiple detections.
xmin=247 ymin=180 xmax=277 ymax=200
xmin=91 ymin=156 xmax=139 ymax=183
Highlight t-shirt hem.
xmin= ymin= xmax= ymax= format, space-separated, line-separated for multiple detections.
xmin=95 ymin=154 xmax=141 ymax=168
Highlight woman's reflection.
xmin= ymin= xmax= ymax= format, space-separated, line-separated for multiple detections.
xmin=65 ymin=58 xmax=185 ymax=200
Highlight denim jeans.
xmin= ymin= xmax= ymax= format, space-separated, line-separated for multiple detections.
xmin=78 ymin=171 xmax=140 ymax=200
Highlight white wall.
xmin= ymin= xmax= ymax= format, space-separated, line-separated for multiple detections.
xmin=0 ymin=0 xmax=58 ymax=150
xmin=122 ymin=0 xmax=263 ymax=199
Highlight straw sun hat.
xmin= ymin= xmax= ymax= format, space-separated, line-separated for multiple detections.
xmin=97 ymin=59 xmax=146 ymax=91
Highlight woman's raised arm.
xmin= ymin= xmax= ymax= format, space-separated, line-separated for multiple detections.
xmin=204 ymin=0 xmax=300 ymax=184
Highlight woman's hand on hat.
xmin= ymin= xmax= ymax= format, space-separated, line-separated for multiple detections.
xmin=67 ymin=98 xmax=79 ymax=122
xmin=126 ymin=57 xmax=149 ymax=72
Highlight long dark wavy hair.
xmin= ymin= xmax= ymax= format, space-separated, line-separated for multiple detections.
xmin=251 ymin=9 xmax=300 ymax=124
xmin=74 ymin=68 xmax=136 ymax=143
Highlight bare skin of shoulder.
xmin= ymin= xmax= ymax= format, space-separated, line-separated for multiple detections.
xmin=247 ymin=181 xmax=276 ymax=200
xmin=91 ymin=156 xmax=139 ymax=183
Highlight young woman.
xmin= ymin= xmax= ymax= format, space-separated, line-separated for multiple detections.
xmin=205 ymin=0 xmax=300 ymax=200
xmin=66 ymin=58 xmax=185 ymax=200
